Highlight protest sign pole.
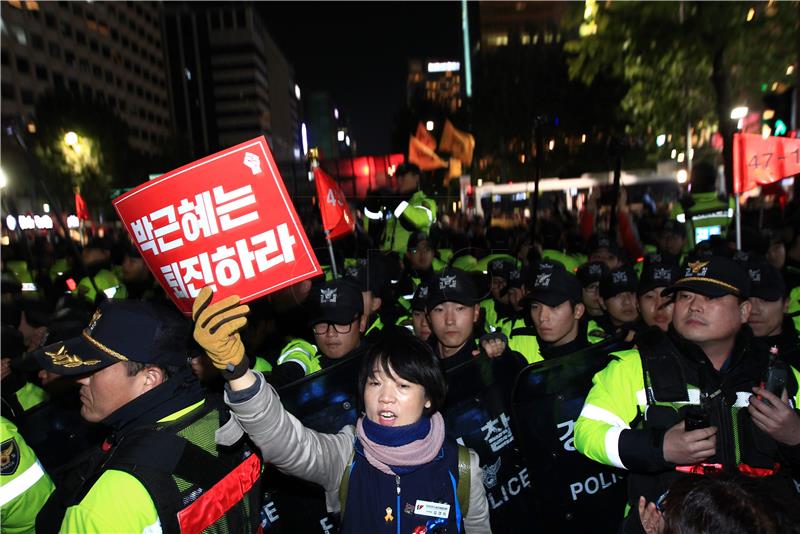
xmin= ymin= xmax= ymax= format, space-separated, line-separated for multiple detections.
xmin=735 ymin=192 xmax=742 ymax=250
xmin=325 ymin=230 xmax=338 ymax=279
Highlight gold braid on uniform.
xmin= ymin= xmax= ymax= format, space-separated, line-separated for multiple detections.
xmin=81 ymin=331 xmax=130 ymax=361
xmin=674 ymin=277 xmax=739 ymax=295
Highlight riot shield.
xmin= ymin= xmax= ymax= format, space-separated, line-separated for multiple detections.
xmin=511 ymin=340 xmax=628 ymax=533
xmin=259 ymin=356 xmax=362 ymax=533
xmin=442 ymin=354 xmax=533 ymax=533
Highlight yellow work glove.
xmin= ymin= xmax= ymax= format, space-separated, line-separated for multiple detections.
xmin=192 ymin=287 xmax=249 ymax=373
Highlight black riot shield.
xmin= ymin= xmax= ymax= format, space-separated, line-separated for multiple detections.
xmin=258 ymin=356 xmax=362 ymax=534
xmin=511 ymin=341 xmax=628 ymax=533
xmin=442 ymin=354 xmax=533 ymax=533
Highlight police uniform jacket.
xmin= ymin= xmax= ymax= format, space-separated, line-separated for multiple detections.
xmin=575 ymin=326 xmax=800 ymax=533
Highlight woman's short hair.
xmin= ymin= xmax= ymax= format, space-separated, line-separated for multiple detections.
xmin=663 ymin=472 xmax=800 ymax=534
xmin=358 ymin=326 xmax=447 ymax=415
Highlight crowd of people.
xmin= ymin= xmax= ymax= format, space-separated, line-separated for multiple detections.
xmin=1 ymin=161 xmax=799 ymax=533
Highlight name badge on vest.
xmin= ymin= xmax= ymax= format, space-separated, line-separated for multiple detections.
xmin=414 ymin=500 xmax=450 ymax=519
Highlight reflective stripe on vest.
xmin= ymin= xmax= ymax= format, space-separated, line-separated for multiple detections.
xmin=176 ymin=452 xmax=261 ymax=534
xmin=0 ymin=460 xmax=46 ymax=506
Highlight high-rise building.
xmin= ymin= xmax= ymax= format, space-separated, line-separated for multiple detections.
xmin=407 ymin=59 xmax=462 ymax=113
xmin=478 ymin=1 xmax=566 ymax=50
xmin=163 ymin=3 xmax=301 ymax=161
xmin=0 ymin=0 xmax=172 ymax=154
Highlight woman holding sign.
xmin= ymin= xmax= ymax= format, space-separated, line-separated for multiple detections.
xmin=192 ymin=287 xmax=491 ymax=533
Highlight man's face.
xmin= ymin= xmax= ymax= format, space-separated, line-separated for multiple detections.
xmin=406 ymin=242 xmax=434 ymax=271
xmin=313 ymin=315 xmax=365 ymax=359
xmin=122 ymin=255 xmax=150 ymax=283
xmin=638 ymin=288 xmax=674 ymax=332
xmin=411 ymin=310 xmax=432 ymax=341
xmin=490 ymin=276 xmax=509 ymax=304
xmin=75 ymin=362 xmax=153 ymax=423
xmin=748 ymin=297 xmax=787 ymax=337
xmin=397 ymin=172 xmax=419 ymax=194
xmin=766 ymin=243 xmax=786 ymax=270
xmin=582 ymin=282 xmax=603 ymax=316
xmin=602 ymin=291 xmax=639 ymax=326
xmin=427 ymin=302 xmax=479 ymax=352
xmin=660 ymin=233 xmax=686 ymax=257
xmin=508 ymin=286 xmax=526 ymax=310
xmin=673 ymin=291 xmax=750 ymax=347
xmin=589 ymin=249 xmax=622 ymax=270
xmin=530 ymin=300 xmax=584 ymax=346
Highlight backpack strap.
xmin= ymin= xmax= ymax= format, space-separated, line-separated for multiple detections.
xmin=338 ymin=446 xmax=356 ymax=520
xmin=456 ymin=445 xmax=470 ymax=519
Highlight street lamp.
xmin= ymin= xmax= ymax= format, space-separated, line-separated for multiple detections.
xmin=426 ymin=121 xmax=434 ymax=131
xmin=729 ymin=107 xmax=748 ymax=120
xmin=64 ymin=131 xmax=79 ymax=148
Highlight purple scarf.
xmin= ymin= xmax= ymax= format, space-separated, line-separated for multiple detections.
xmin=356 ymin=412 xmax=446 ymax=475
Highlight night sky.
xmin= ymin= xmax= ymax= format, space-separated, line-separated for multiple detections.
xmin=260 ymin=2 xmax=464 ymax=155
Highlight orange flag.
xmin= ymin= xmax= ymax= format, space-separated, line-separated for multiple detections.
xmin=314 ymin=167 xmax=355 ymax=239
xmin=408 ymin=136 xmax=447 ymax=171
xmin=438 ymin=119 xmax=475 ymax=167
xmin=733 ymin=133 xmax=800 ymax=193
xmin=415 ymin=122 xmax=437 ymax=151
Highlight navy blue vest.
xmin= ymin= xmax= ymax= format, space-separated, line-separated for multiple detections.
xmin=342 ymin=439 xmax=464 ymax=534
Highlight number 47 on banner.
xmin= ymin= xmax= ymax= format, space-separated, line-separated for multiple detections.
xmin=733 ymin=132 xmax=800 ymax=193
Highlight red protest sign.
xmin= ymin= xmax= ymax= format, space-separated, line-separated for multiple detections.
xmin=733 ymin=133 xmax=800 ymax=193
xmin=113 ymin=136 xmax=321 ymax=315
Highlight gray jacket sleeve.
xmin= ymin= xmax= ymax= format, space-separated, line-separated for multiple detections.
xmin=465 ymin=449 xmax=492 ymax=533
xmin=219 ymin=372 xmax=354 ymax=513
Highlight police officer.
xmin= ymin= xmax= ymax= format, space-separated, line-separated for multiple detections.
xmin=344 ymin=260 xmax=385 ymax=339
xmin=748 ymin=261 xmax=799 ymax=368
xmin=32 ymin=300 xmax=261 ymax=532
xmin=272 ymin=280 xmax=369 ymax=385
xmin=497 ymin=266 xmax=528 ymax=337
xmin=480 ymin=259 xmax=516 ymax=331
xmin=409 ymin=283 xmax=432 ymax=341
xmin=381 ymin=163 xmax=437 ymax=255
xmin=1 ymin=416 xmax=54 ymax=534
xmin=670 ymin=161 xmax=733 ymax=249
xmin=577 ymin=261 xmax=611 ymax=343
xmin=587 ymin=234 xmax=625 ymax=270
xmin=598 ymin=265 xmax=640 ymax=342
xmin=511 ymin=265 xmax=589 ymax=362
xmin=575 ymin=256 xmax=800 ymax=533
xmin=656 ymin=221 xmax=687 ymax=262
xmin=426 ymin=268 xmax=525 ymax=371
xmin=636 ymin=262 xmax=679 ymax=332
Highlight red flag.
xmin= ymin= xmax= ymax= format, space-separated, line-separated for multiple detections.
xmin=408 ymin=136 xmax=447 ymax=171
xmin=415 ymin=122 xmax=437 ymax=151
xmin=438 ymin=120 xmax=475 ymax=167
xmin=75 ymin=192 xmax=90 ymax=220
xmin=314 ymin=167 xmax=355 ymax=240
xmin=733 ymin=133 xmax=800 ymax=193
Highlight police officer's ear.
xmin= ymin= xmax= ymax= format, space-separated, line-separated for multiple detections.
xmin=573 ymin=302 xmax=586 ymax=321
xmin=738 ymin=299 xmax=752 ymax=324
xmin=142 ymin=365 xmax=166 ymax=389
xmin=358 ymin=314 xmax=368 ymax=334
xmin=370 ymin=296 xmax=382 ymax=315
